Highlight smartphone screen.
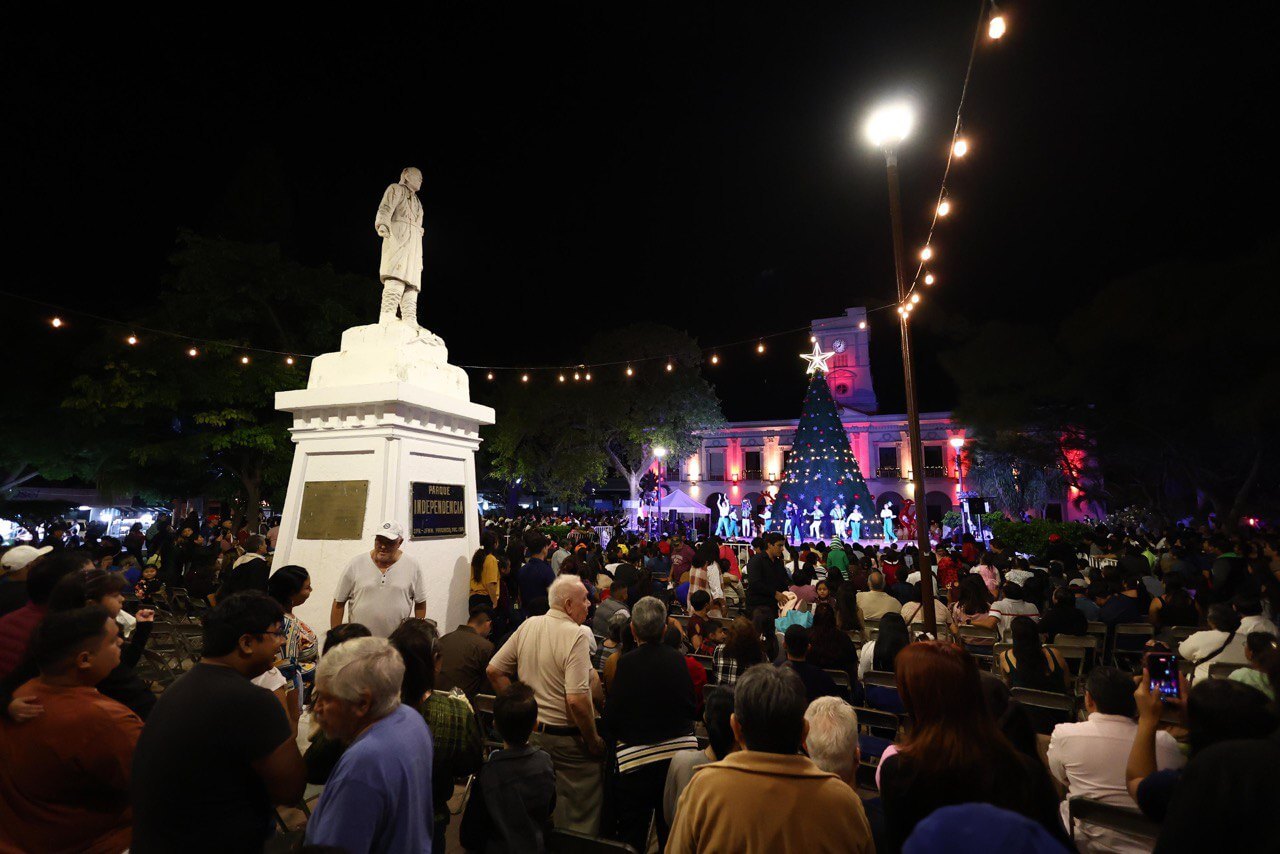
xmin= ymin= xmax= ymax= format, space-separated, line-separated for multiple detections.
xmin=1147 ymin=652 xmax=1180 ymax=700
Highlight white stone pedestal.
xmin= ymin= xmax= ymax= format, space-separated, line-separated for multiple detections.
xmin=272 ymin=322 xmax=495 ymax=634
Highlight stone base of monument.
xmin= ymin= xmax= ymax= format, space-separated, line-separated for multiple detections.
xmin=271 ymin=320 xmax=495 ymax=634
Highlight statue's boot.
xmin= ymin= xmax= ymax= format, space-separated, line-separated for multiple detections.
xmin=379 ymin=281 xmax=405 ymax=324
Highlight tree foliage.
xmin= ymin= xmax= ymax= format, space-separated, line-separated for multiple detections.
xmin=945 ymin=239 xmax=1280 ymax=527
xmin=484 ymin=323 xmax=724 ymax=505
xmin=61 ymin=231 xmax=364 ymax=523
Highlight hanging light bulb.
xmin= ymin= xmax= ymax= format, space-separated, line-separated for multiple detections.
xmin=573 ymin=371 xmax=580 ymax=381
xmin=584 ymin=371 xmax=592 ymax=381
xmin=924 ymin=273 xmax=936 ymax=285
xmin=558 ymin=373 xmax=566 ymax=382
xmin=126 ymin=334 xmax=138 ymax=345
xmin=710 ymin=353 xmax=719 ymax=365
xmin=953 ymin=138 xmax=969 ymax=158
xmin=666 ymin=361 xmax=674 ymax=372
xmin=188 ymin=347 xmax=199 ymax=357
xmin=486 ymin=371 xmax=494 ymax=380
xmin=241 ymin=355 xmax=250 ymax=364
xmin=626 ymin=365 xmax=634 ymax=377
xmin=521 ymin=373 xmax=529 ymax=383
xmin=937 ymin=199 xmax=951 ymax=217
xmin=920 ymin=246 xmax=933 ymax=262
xmin=756 ymin=341 xmax=765 ymax=354
xmin=911 ymin=293 xmax=921 ymax=304
xmin=906 ymin=302 xmax=915 ymax=312
xmin=286 ymin=356 xmax=295 ymax=365
xmin=858 ymin=320 xmax=867 ymax=330
xmin=50 ymin=317 xmax=63 ymax=328
xmin=988 ymin=12 xmax=1006 ymax=39
xmin=898 ymin=306 xmax=907 ymax=316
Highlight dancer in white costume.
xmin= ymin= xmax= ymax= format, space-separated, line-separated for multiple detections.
xmin=849 ymin=506 xmax=864 ymax=541
xmin=740 ymin=500 xmax=754 ymax=538
xmin=881 ymin=502 xmax=898 ymax=544
xmin=831 ymin=499 xmax=847 ymax=539
xmin=715 ymin=495 xmax=733 ymax=538
xmin=808 ymin=500 xmax=825 ymax=539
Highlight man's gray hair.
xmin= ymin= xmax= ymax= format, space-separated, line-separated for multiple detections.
xmin=868 ymin=570 xmax=885 ymax=591
xmin=630 ymin=596 xmax=667 ymax=643
xmin=804 ymin=696 xmax=860 ymax=778
xmin=548 ymin=574 xmax=584 ymax=611
xmin=316 ymin=636 xmax=404 ymax=720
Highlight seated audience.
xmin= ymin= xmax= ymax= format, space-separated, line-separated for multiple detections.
xmin=1047 ymin=666 xmax=1184 ymax=853
xmin=989 ymin=582 xmax=1040 ymax=638
xmin=806 ymin=602 xmax=860 ymax=690
xmin=1235 ymin=595 xmax=1279 ymax=637
xmin=856 ymin=571 xmax=902 ymax=620
xmin=306 ymin=636 xmax=434 ymax=854
xmin=802 ymin=695 xmax=860 ymax=787
xmin=1230 ymin=631 xmax=1279 ymax=700
xmin=0 ymin=606 xmax=141 ymax=853
xmin=711 ymin=616 xmax=765 ymax=687
xmin=130 ymin=592 xmax=305 ymax=853
xmin=592 ymin=578 xmax=630 ymax=637
xmin=604 ymin=596 xmax=697 ymax=852
xmin=663 ymin=686 xmax=736 ymax=827
xmin=667 ymin=664 xmax=874 ymax=853
xmin=459 ymin=682 xmax=557 ymax=853
xmin=1037 ymin=585 xmax=1087 ymax=642
xmin=780 ymin=624 xmax=840 ymax=704
xmin=1179 ymin=603 xmax=1248 ymax=682
xmin=950 ymin=574 xmax=999 ymax=652
xmin=858 ymin=611 xmax=910 ymax=679
xmin=1148 ymin=573 xmax=1199 ymax=639
xmin=902 ymin=803 xmax=1070 ymax=854
xmin=666 ymin=624 xmax=707 ymax=714
xmin=878 ymin=642 xmax=1069 ymax=851
xmin=436 ymin=605 xmax=497 ymax=699
xmin=997 ymin=615 xmax=1070 ymax=693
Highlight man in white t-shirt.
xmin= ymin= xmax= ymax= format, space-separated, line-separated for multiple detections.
xmin=329 ymin=521 xmax=427 ymax=637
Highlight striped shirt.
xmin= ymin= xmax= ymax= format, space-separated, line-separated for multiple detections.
xmin=616 ymin=735 xmax=700 ymax=774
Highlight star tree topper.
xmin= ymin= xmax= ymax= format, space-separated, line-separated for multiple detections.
xmin=800 ymin=341 xmax=835 ymax=375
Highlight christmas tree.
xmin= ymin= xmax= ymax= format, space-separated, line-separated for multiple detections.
xmin=778 ymin=346 xmax=876 ymax=526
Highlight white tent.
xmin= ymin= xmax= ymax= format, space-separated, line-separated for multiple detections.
xmin=660 ymin=487 xmax=711 ymax=515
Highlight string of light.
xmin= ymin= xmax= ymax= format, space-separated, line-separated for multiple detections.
xmin=897 ymin=0 xmax=1009 ymax=320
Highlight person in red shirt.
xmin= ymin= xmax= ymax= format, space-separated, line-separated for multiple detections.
xmin=666 ymin=624 xmax=707 ymax=716
xmin=0 ymin=605 xmax=142 ymax=854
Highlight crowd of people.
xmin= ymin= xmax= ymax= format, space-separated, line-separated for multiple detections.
xmin=2 ymin=511 xmax=1279 ymax=852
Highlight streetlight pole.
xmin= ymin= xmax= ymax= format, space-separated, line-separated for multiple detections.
xmin=866 ymin=103 xmax=937 ymax=638
xmin=654 ymin=446 xmax=668 ymax=538
xmin=951 ymin=436 xmax=967 ymax=536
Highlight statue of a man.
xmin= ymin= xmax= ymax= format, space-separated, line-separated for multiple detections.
xmin=375 ymin=167 xmax=424 ymax=326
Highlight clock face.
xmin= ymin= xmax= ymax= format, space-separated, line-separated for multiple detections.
xmin=832 ymin=338 xmax=847 ymax=353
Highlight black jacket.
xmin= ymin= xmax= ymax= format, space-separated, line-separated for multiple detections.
xmin=745 ymin=553 xmax=789 ymax=611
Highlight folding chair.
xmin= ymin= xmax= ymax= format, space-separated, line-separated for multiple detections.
xmin=863 ymin=670 xmax=905 ymax=714
xmin=955 ymin=624 xmax=999 ymax=668
xmin=1010 ymin=687 xmax=1077 ymax=734
xmin=851 ymin=705 xmax=900 ymax=788
xmin=1208 ymin=662 xmax=1243 ymax=680
xmin=1165 ymin=625 xmax=1197 ymax=645
xmin=691 ymin=654 xmax=716 ymax=684
xmin=823 ymin=668 xmax=853 ymax=700
xmin=1112 ymin=623 xmax=1154 ymax=669
xmin=547 ymin=828 xmax=640 ymax=853
xmin=472 ymin=693 xmax=505 ymax=755
xmin=1067 ymin=797 xmax=1160 ymax=848
xmin=1049 ymin=637 xmax=1096 ymax=679
xmin=1085 ymin=621 xmax=1109 ymax=648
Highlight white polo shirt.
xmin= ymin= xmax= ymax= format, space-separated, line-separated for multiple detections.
xmin=333 ymin=552 xmax=427 ymax=637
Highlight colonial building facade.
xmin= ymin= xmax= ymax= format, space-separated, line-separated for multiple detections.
xmin=672 ymin=307 xmax=1090 ymax=527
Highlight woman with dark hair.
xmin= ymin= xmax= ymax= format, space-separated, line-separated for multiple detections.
xmin=5 ymin=568 xmax=157 ymax=719
xmin=878 ymin=642 xmax=1070 ymax=850
xmin=662 ymin=685 xmax=736 ymax=827
xmin=807 ymin=602 xmax=861 ymax=697
xmin=711 ymin=616 xmax=765 ymax=687
xmin=267 ymin=565 xmax=317 ymax=686
xmin=998 ymin=615 xmax=1069 ymax=693
xmin=469 ymin=529 xmax=501 ymax=610
xmin=859 ymin=612 xmax=910 ymax=678
xmin=1037 ymin=586 xmax=1087 ymax=642
xmin=1149 ymin=573 xmax=1200 ymax=640
xmin=834 ymin=583 xmax=864 ymax=641
xmin=389 ymin=618 xmax=483 ymax=852
xmin=950 ymin=574 xmax=998 ymax=653
xmin=750 ymin=606 xmax=783 ymax=663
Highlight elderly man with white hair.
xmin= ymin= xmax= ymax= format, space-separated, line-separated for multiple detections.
xmin=487 ymin=573 xmax=605 ymax=834
xmin=804 ymin=695 xmax=862 ymax=786
xmin=306 ymin=637 xmax=434 ymax=853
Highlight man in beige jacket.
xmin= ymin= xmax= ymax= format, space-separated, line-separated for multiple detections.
xmin=668 ymin=664 xmax=874 ymax=854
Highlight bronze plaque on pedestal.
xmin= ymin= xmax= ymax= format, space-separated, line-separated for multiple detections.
xmin=297 ymin=480 xmax=369 ymax=540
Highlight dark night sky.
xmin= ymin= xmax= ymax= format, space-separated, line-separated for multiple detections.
xmin=4 ymin=4 xmax=1274 ymax=421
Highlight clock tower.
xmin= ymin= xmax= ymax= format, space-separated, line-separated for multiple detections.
xmin=811 ymin=307 xmax=878 ymax=414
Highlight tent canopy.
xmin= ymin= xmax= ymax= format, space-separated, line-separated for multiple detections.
xmin=660 ymin=487 xmax=711 ymax=514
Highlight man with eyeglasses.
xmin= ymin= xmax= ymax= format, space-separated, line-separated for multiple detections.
xmin=331 ymin=521 xmax=427 ymax=638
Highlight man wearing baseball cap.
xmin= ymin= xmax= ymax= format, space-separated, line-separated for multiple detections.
xmin=330 ymin=521 xmax=427 ymax=637
xmin=0 ymin=545 xmax=53 ymax=617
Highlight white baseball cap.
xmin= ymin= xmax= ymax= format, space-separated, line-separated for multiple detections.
xmin=375 ymin=520 xmax=405 ymax=541
xmin=1 ymin=544 xmax=53 ymax=573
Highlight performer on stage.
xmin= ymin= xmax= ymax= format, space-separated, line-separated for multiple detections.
xmin=831 ymin=498 xmax=847 ymax=539
xmin=760 ymin=499 xmax=773 ymax=533
xmin=787 ymin=501 xmax=804 ymax=545
xmin=881 ymin=502 xmax=898 ymax=544
xmin=808 ymin=499 xmax=825 ymax=540
xmin=849 ymin=505 xmax=863 ymax=542
xmin=715 ymin=494 xmax=733 ymax=538
xmin=740 ymin=499 xmax=754 ymax=538
xmin=727 ymin=503 xmax=740 ymax=539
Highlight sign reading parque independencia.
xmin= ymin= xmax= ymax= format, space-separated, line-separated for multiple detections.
xmin=411 ymin=482 xmax=467 ymax=538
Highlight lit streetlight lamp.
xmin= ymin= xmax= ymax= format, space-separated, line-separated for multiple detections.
xmin=950 ymin=436 xmax=967 ymax=534
xmin=864 ymin=100 xmax=938 ymax=637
